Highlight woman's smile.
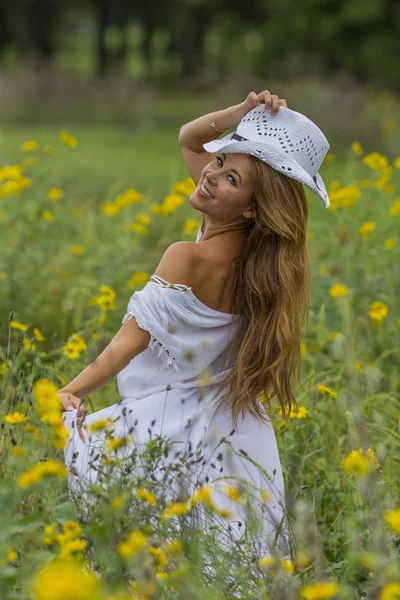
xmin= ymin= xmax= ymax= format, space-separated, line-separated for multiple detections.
xmin=197 ymin=181 xmax=215 ymax=198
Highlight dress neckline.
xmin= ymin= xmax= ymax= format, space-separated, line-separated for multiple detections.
xmin=149 ymin=275 xmax=240 ymax=319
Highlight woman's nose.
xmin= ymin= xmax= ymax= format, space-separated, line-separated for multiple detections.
xmin=205 ymin=169 xmax=218 ymax=184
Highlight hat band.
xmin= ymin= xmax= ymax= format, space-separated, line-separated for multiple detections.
xmin=232 ymin=133 xmax=248 ymax=142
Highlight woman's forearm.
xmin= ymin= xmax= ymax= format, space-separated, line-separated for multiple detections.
xmin=178 ymin=103 xmax=243 ymax=153
xmin=58 ymin=341 xmax=130 ymax=399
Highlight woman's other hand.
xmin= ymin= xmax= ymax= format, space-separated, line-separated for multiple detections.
xmin=57 ymin=391 xmax=86 ymax=443
xmin=233 ymin=90 xmax=288 ymax=123
xmin=58 ymin=390 xmax=81 ymax=411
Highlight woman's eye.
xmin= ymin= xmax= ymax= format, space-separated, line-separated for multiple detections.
xmin=216 ymin=156 xmax=236 ymax=185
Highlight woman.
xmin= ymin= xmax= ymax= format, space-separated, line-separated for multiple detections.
xmin=59 ymin=89 xmax=330 ymax=560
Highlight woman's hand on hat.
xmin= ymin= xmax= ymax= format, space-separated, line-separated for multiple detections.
xmin=234 ymin=91 xmax=288 ymax=123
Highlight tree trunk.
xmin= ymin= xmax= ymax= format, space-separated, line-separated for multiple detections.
xmin=97 ymin=0 xmax=109 ymax=75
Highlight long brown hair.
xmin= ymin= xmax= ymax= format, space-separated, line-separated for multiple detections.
xmin=214 ymin=155 xmax=311 ymax=429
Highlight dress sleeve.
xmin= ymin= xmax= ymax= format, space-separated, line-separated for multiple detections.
xmin=122 ymin=283 xmax=181 ymax=372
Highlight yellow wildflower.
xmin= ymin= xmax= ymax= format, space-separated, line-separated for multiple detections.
xmin=11 ymin=446 xmax=26 ymax=457
xmin=43 ymin=523 xmax=61 ymax=545
xmin=359 ymin=221 xmax=376 ymax=240
xmin=295 ymin=551 xmax=312 ymax=570
xmin=148 ymin=546 xmax=169 ymax=569
xmin=19 ymin=177 xmax=33 ymax=189
xmin=328 ymin=183 xmax=361 ymax=210
xmin=151 ymin=203 xmax=165 ymax=215
xmin=171 ymin=177 xmax=196 ymax=196
xmin=163 ymin=194 xmax=184 ymax=214
xmin=128 ymin=222 xmax=149 ymax=235
xmin=366 ymin=448 xmax=380 ymax=469
xmin=106 ymin=436 xmax=130 ymax=452
xmin=318 ymin=384 xmax=337 ymax=398
xmin=0 ymin=361 xmax=8 ymax=374
xmin=223 ymin=484 xmax=243 ymax=502
xmin=384 ymin=237 xmax=396 ymax=249
xmin=33 ymin=379 xmax=60 ymax=407
xmin=63 ymin=341 xmax=82 ymax=360
xmin=380 ymin=582 xmax=400 ymax=600
xmin=52 ymin=423 xmax=70 ymax=450
xmin=86 ymin=418 xmax=114 ymax=433
xmin=389 ymin=198 xmax=400 ymax=215
xmin=0 ymin=165 xmax=24 ymax=180
xmin=341 ymin=450 xmax=370 ymax=476
xmin=164 ymin=539 xmax=182 ymax=554
xmin=128 ymin=271 xmax=150 ymax=288
xmin=31 ymin=560 xmax=100 ymax=600
xmin=323 ymin=153 xmax=335 ymax=164
xmin=135 ymin=213 xmax=150 ymax=225
xmin=18 ymin=460 xmax=67 ymax=488
xmin=329 ymin=284 xmax=348 ymax=298
xmin=351 ymin=142 xmax=363 ymax=156
xmin=123 ymin=188 xmax=144 ymax=203
xmin=161 ymin=502 xmax=191 ymax=519
xmin=58 ymin=538 xmax=87 ymax=560
xmin=190 ymin=485 xmax=214 ymax=507
xmin=21 ymin=140 xmax=38 ymax=152
xmin=278 ymin=405 xmax=308 ymax=418
xmin=7 ymin=547 xmax=17 ymax=562
xmin=1 ymin=180 xmax=21 ymax=196
xmin=384 ymin=508 xmax=400 ymax=536
xmin=59 ymin=130 xmax=78 ymax=148
xmin=260 ymin=489 xmax=271 ymax=502
xmin=47 ymin=187 xmax=64 ymax=201
xmin=4 ymin=412 xmax=28 ymax=425
xmin=136 ymin=487 xmax=157 ymax=506
xmin=362 ymin=152 xmax=388 ymax=171
xmin=300 ymin=581 xmax=338 ymax=599
xmin=368 ymin=301 xmax=388 ymax=325
xmin=10 ymin=321 xmax=28 ymax=332
xmin=33 ymin=327 xmax=45 ymax=341
xmin=259 ymin=556 xmax=294 ymax=575
xmin=118 ymin=530 xmax=147 ymax=558
xmin=23 ymin=339 xmax=36 ymax=351
xmin=100 ymin=284 xmax=116 ymax=300
xmin=71 ymin=334 xmax=87 ymax=351
xmin=184 ymin=218 xmax=201 ymax=236
xmin=42 ymin=210 xmax=55 ymax=222
xmin=101 ymin=202 xmax=120 ymax=216
xmin=111 ymin=495 xmax=124 ymax=509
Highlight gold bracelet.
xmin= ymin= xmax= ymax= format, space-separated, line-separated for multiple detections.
xmin=210 ymin=111 xmax=225 ymax=133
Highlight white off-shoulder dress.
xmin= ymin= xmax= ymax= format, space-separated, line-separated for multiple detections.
xmin=63 ymin=225 xmax=290 ymax=559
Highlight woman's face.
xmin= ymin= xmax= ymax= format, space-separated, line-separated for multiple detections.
xmin=190 ymin=153 xmax=254 ymax=223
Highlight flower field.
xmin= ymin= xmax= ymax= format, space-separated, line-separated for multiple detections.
xmin=0 ymin=128 xmax=399 ymax=599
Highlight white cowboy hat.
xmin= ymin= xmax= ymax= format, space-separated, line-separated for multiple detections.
xmin=203 ymin=105 xmax=331 ymax=208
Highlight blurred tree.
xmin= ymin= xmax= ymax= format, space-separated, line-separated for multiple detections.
xmin=0 ymin=0 xmax=399 ymax=88
xmin=2 ymin=0 xmax=61 ymax=65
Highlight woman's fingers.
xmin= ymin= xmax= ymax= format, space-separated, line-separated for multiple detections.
xmin=77 ymin=406 xmax=87 ymax=443
xmin=58 ymin=391 xmax=81 ymax=412
xmin=257 ymin=90 xmax=271 ymax=108
xmin=256 ymin=91 xmax=286 ymax=115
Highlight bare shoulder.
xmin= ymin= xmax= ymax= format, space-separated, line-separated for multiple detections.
xmin=152 ymin=241 xmax=199 ymax=287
